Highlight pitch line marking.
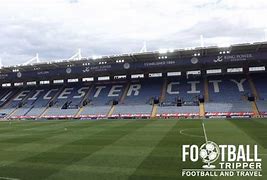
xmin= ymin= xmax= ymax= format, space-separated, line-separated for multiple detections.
xmin=200 ymin=122 xmax=267 ymax=156
xmin=179 ymin=128 xmax=204 ymax=138
xmin=0 ymin=177 xmax=20 ymax=180
xmin=202 ymin=122 xmax=208 ymax=142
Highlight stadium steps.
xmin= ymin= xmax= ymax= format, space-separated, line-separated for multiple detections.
xmin=24 ymin=106 xmax=34 ymax=116
xmin=247 ymin=74 xmax=259 ymax=100
xmin=159 ymin=78 xmax=168 ymax=103
xmin=204 ymin=77 xmax=209 ymax=102
xmin=6 ymin=108 xmax=18 ymax=118
xmin=79 ymin=84 xmax=94 ymax=107
xmin=39 ymin=107 xmax=49 ymax=118
xmin=199 ymin=102 xmax=205 ymax=117
xmin=74 ymin=85 xmax=94 ymax=117
xmin=151 ymin=104 xmax=158 ymax=118
xmin=119 ymin=82 xmax=130 ymax=104
xmin=75 ymin=107 xmax=84 ymax=117
xmin=107 ymin=104 xmax=115 ymax=117
xmin=39 ymin=86 xmax=65 ymax=118
xmin=247 ymin=74 xmax=261 ymax=117
xmin=252 ymin=101 xmax=260 ymax=117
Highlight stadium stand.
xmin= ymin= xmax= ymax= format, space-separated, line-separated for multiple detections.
xmin=0 ymin=73 xmax=266 ymax=119
xmin=0 ymin=73 xmax=260 ymax=119
xmin=157 ymin=76 xmax=202 ymax=117
xmin=112 ymin=78 xmax=161 ymax=118
xmin=205 ymin=75 xmax=252 ymax=114
xmin=1 ymin=42 xmax=267 ymax=119
xmin=78 ymin=82 xmax=125 ymax=117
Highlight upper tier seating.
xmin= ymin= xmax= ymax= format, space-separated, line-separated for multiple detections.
xmin=88 ymin=83 xmax=125 ymax=106
xmin=0 ymin=73 xmax=266 ymax=118
xmin=207 ymin=75 xmax=250 ymax=102
xmin=205 ymin=75 xmax=252 ymax=113
xmin=121 ymin=79 xmax=162 ymax=105
xmin=77 ymin=82 xmax=126 ymax=116
xmin=157 ymin=76 xmax=202 ymax=115
xmin=112 ymin=79 xmax=161 ymax=117
xmin=251 ymin=73 xmax=267 ymax=100
xmin=164 ymin=76 xmax=203 ymax=103
xmin=250 ymin=74 xmax=267 ymax=114
xmin=0 ymin=89 xmax=19 ymax=107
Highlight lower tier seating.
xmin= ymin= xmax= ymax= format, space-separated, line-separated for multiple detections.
xmin=257 ymin=101 xmax=267 ymax=113
xmin=80 ymin=106 xmax=111 ymax=116
xmin=12 ymin=107 xmax=32 ymax=116
xmin=205 ymin=102 xmax=252 ymax=113
xmin=157 ymin=105 xmax=199 ymax=114
xmin=44 ymin=108 xmax=78 ymax=116
xmin=113 ymin=105 xmax=152 ymax=115
xmin=0 ymin=108 xmax=15 ymax=116
xmin=26 ymin=107 xmax=46 ymax=116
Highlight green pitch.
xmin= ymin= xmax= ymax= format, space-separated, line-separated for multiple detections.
xmin=0 ymin=119 xmax=266 ymax=180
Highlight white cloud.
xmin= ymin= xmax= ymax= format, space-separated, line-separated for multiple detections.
xmin=0 ymin=0 xmax=267 ymax=65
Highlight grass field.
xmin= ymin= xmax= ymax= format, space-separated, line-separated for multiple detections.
xmin=0 ymin=119 xmax=266 ymax=180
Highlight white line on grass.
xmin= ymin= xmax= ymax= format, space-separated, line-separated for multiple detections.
xmin=202 ymin=122 xmax=208 ymax=142
xmin=0 ymin=177 xmax=20 ymax=180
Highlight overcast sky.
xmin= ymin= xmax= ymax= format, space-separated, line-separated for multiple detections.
xmin=1 ymin=0 xmax=267 ymax=65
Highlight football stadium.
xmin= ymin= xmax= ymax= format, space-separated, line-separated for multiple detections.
xmin=1 ymin=43 xmax=267 ymax=119
xmin=1 ymin=0 xmax=267 ymax=179
xmin=0 ymin=42 xmax=267 ymax=179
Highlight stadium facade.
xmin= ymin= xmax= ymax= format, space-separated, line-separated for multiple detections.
xmin=1 ymin=42 xmax=267 ymax=119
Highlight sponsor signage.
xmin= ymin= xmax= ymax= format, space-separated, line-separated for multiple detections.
xmin=0 ymin=52 xmax=267 ymax=81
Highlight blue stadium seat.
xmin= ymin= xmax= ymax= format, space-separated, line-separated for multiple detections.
xmin=1 ymin=73 xmax=266 ymax=118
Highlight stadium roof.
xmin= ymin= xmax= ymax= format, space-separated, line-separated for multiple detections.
xmin=1 ymin=41 xmax=267 ymax=74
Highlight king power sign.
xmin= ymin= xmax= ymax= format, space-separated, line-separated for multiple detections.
xmin=213 ymin=54 xmax=253 ymax=63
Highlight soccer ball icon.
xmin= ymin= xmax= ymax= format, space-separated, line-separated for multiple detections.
xmin=199 ymin=141 xmax=220 ymax=169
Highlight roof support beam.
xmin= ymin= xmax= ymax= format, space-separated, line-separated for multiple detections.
xmin=68 ymin=49 xmax=82 ymax=60
xmin=23 ymin=53 xmax=40 ymax=65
